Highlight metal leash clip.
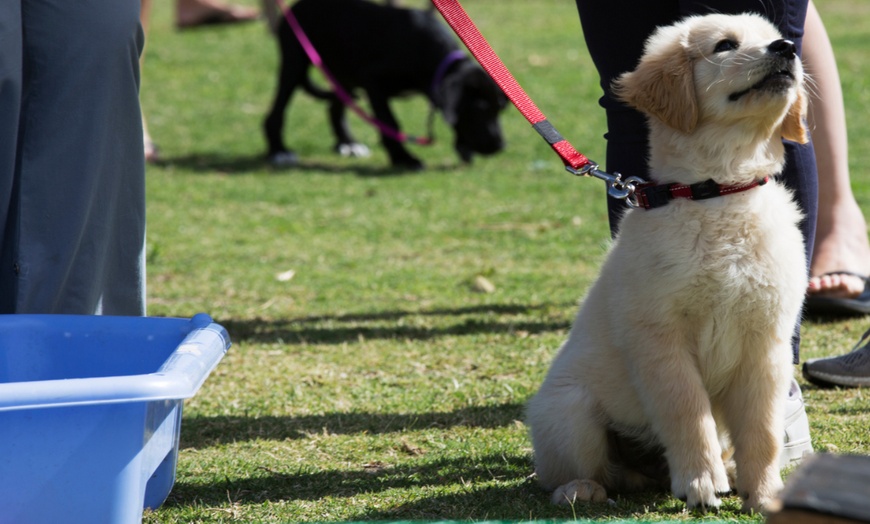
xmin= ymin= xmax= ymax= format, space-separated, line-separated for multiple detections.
xmin=565 ymin=163 xmax=645 ymax=205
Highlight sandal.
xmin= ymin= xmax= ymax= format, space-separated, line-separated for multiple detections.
xmin=804 ymin=271 xmax=870 ymax=318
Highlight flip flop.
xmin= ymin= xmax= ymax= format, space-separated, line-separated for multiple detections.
xmin=176 ymin=7 xmax=259 ymax=29
xmin=805 ymin=271 xmax=870 ymax=318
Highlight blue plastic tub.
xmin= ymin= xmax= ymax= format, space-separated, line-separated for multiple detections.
xmin=0 ymin=313 xmax=230 ymax=524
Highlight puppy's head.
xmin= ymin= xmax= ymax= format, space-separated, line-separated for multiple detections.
xmin=613 ymin=13 xmax=807 ymax=144
xmin=440 ymin=61 xmax=507 ymax=163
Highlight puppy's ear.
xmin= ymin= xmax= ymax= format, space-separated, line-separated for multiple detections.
xmin=780 ymin=87 xmax=809 ymax=144
xmin=612 ymin=44 xmax=698 ymax=134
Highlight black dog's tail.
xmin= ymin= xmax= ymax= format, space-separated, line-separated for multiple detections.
xmin=301 ymin=73 xmax=345 ymax=102
xmin=302 ymin=70 xmax=356 ymax=103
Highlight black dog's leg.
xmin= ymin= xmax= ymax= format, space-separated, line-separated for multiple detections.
xmin=366 ymin=90 xmax=423 ymax=170
xmin=263 ymin=39 xmax=307 ymax=166
xmin=327 ymin=98 xmax=370 ymax=158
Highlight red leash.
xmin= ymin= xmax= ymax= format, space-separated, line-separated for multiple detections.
xmin=429 ymin=0 xmax=645 ymax=202
xmin=432 ymin=0 xmax=775 ymax=208
xmin=430 ymin=0 xmax=589 ymax=171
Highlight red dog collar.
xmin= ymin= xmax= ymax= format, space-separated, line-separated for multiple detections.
xmin=632 ymin=176 xmax=770 ymax=209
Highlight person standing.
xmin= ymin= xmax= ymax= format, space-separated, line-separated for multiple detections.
xmin=0 ymin=0 xmax=147 ymax=315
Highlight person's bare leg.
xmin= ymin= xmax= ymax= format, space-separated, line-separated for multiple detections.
xmin=804 ymin=1 xmax=870 ymax=298
xmin=176 ymin=0 xmax=258 ymax=29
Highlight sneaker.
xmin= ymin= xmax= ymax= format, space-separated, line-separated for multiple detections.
xmin=802 ymin=327 xmax=870 ymax=388
xmin=780 ymin=378 xmax=813 ymax=469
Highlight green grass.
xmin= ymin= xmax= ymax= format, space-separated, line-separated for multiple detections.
xmin=141 ymin=0 xmax=870 ymax=522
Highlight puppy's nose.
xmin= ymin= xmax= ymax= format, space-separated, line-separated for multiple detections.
xmin=768 ymin=39 xmax=796 ymax=58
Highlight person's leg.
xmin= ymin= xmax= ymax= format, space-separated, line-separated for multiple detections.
xmin=801 ymin=2 xmax=870 ymax=386
xmin=0 ymin=2 xmax=23 ymax=313
xmin=140 ymin=0 xmax=159 ymax=163
xmin=575 ymin=1 xmax=679 ymax=236
xmin=803 ymin=1 xmax=870 ymax=299
xmin=10 ymin=0 xmax=146 ymax=315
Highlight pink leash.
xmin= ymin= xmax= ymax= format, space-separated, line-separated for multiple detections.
xmin=277 ymin=0 xmax=433 ymax=145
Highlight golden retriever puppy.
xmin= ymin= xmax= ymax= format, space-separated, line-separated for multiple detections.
xmin=526 ymin=13 xmax=808 ymax=513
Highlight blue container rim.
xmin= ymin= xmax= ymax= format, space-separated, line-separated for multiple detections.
xmin=0 ymin=314 xmax=230 ymax=412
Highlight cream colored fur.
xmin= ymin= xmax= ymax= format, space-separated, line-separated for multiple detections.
xmin=526 ymin=13 xmax=808 ymax=513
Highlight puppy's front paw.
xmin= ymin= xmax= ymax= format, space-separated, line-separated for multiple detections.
xmin=672 ymin=467 xmax=731 ymax=512
xmin=681 ymin=477 xmax=722 ymax=512
xmin=551 ymin=479 xmax=608 ymax=505
xmin=742 ymin=492 xmax=778 ymax=515
xmin=741 ymin=470 xmax=784 ymax=514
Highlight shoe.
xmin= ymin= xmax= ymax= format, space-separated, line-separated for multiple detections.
xmin=802 ymin=327 xmax=870 ymax=388
xmin=780 ymin=378 xmax=813 ymax=469
xmin=805 ymin=271 xmax=870 ymax=318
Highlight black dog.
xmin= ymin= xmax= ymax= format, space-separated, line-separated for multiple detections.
xmin=263 ymin=0 xmax=507 ymax=169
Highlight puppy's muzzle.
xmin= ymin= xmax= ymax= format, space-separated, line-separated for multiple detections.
xmin=728 ymin=39 xmax=798 ymax=102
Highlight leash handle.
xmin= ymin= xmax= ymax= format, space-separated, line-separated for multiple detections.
xmin=430 ymin=0 xmax=593 ymax=173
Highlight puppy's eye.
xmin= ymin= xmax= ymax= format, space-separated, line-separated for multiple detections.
xmin=714 ymin=39 xmax=739 ymax=53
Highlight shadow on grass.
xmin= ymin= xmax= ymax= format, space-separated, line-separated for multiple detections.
xmin=219 ymin=302 xmax=572 ymax=345
xmin=180 ymin=402 xmax=525 ymax=449
xmin=155 ymin=152 xmax=459 ymax=177
xmin=151 ymin=153 xmax=266 ymax=173
xmin=166 ymin=453 xmax=533 ymax=505
xmin=348 ymin=483 xmax=683 ymax=522
xmin=165 ymin=451 xmax=681 ymax=521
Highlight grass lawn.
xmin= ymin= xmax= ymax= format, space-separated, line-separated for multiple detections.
xmin=140 ymin=0 xmax=870 ymax=521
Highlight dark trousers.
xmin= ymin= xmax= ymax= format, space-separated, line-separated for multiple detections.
xmin=0 ymin=0 xmax=146 ymax=315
